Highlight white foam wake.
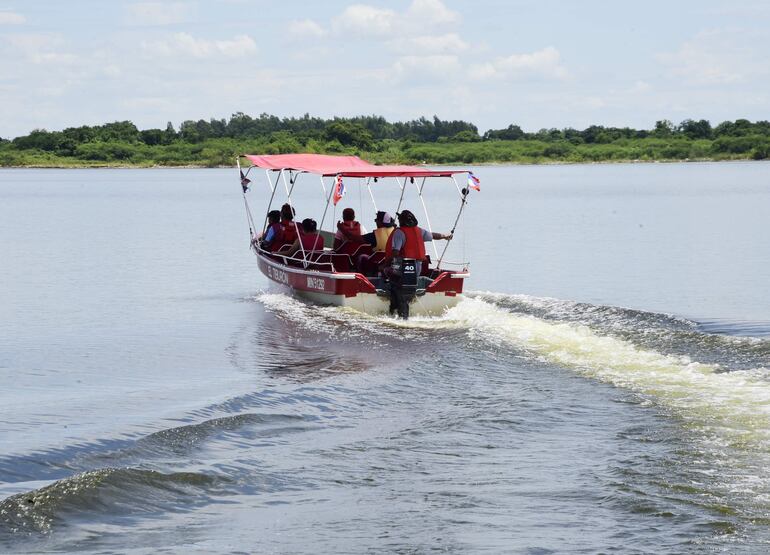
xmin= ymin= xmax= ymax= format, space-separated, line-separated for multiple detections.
xmin=444 ymin=297 xmax=770 ymax=447
xmin=254 ymin=292 xmax=770 ymax=447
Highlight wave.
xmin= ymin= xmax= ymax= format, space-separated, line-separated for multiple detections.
xmin=0 ymin=412 xmax=310 ymax=486
xmin=0 ymin=467 xmax=218 ymax=540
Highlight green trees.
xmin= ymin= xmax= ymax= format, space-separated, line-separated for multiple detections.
xmin=324 ymin=121 xmax=373 ymax=149
xmin=3 ymin=114 xmax=770 ymax=167
xmin=484 ymin=124 xmax=525 ymax=141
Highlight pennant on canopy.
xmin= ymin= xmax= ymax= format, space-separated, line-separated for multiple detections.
xmin=467 ymin=172 xmax=480 ymax=192
xmin=240 ymin=170 xmax=251 ymax=192
xmin=332 ymin=174 xmax=345 ymax=205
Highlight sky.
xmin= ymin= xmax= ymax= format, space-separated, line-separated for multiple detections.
xmin=1 ymin=0 xmax=769 ymax=138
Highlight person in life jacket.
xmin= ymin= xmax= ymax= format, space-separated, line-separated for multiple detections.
xmin=356 ymin=211 xmax=396 ymax=275
xmin=274 ymin=203 xmax=298 ymax=251
xmin=257 ymin=209 xmax=282 ymax=251
xmin=362 ymin=211 xmax=396 ymax=252
xmin=382 ymin=209 xmax=452 ymax=277
xmin=333 ymin=208 xmax=365 ymax=252
xmin=287 ymin=218 xmax=324 ymax=256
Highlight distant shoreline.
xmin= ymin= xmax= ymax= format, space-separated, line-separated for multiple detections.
xmin=2 ymin=115 xmax=768 ymax=169
xmin=1 ymin=158 xmax=766 ymax=170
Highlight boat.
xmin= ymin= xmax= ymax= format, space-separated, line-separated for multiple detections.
xmin=236 ymin=153 xmax=477 ymax=318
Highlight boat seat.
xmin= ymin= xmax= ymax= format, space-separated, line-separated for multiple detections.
xmin=348 ymin=244 xmax=373 ymax=258
xmin=301 ymin=251 xmax=353 ymax=273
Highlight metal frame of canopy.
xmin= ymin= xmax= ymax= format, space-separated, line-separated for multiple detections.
xmin=236 ymin=153 xmax=474 ymax=271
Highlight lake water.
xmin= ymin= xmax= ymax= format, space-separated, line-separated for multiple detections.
xmin=1 ymin=162 xmax=769 ymax=553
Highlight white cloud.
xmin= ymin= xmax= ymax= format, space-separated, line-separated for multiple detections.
xmin=405 ymin=0 xmax=460 ymax=26
xmin=332 ymin=4 xmax=397 ymax=36
xmin=0 ymin=10 xmax=25 ymax=24
xmin=288 ymin=19 xmax=327 ymax=39
xmin=470 ymin=47 xmax=568 ymax=80
xmin=393 ymin=54 xmax=461 ymax=81
xmin=391 ymin=33 xmax=468 ymax=55
xmin=657 ymin=29 xmax=768 ymax=85
xmin=143 ymin=33 xmax=257 ymax=58
xmin=126 ymin=2 xmax=190 ymax=26
xmin=332 ymin=0 xmax=459 ymax=37
xmin=3 ymin=33 xmax=79 ymax=65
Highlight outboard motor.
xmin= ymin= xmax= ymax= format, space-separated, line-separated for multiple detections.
xmin=388 ymin=257 xmax=418 ymax=319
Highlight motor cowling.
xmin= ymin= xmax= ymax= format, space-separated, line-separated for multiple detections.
xmin=388 ymin=257 xmax=418 ymax=319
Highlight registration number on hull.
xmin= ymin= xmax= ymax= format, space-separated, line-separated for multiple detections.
xmin=307 ymin=276 xmax=326 ymax=291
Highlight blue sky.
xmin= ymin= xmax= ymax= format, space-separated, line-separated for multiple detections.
xmin=1 ymin=0 xmax=768 ymax=138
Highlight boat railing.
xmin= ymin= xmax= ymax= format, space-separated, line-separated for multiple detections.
xmin=253 ymin=244 xmax=344 ymax=274
xmin=254 ymin=242 xmax=468 ymax=276
xmin=435 ymin=260 xmax=470 ymax=272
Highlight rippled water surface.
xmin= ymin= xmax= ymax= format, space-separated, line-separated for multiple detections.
xmin=1 ymin=163 xmax=769 ymax=553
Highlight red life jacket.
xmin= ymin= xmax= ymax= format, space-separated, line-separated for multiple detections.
xmin=385 ymin=226 xmax=426 ymax=260
xmin=334 ymin=220 xmax=362 ymax=249
xmin=338 ymin=221 xmax=361 ymax=238
xmin=280 ymin=220 xmax=298 ymax=244
xmin=300 ymin=232 xmax=324 ymax=251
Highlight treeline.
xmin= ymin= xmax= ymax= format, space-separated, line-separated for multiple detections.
xmin=1 ymin=113 xmax=769 ymax=167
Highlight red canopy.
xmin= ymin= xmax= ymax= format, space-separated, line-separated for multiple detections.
xmin=242 ymin=153 xmax=465 ymax=178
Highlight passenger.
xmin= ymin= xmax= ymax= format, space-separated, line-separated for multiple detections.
xmin=362 ymin=211 xmax=395 ymax=252
xmin=333 ymin=208 xmax=365 ymax=251
xmin=275 ymin=203 xmax=298 ymax=251
xmin=258 ymin=210 xmax=282 ymax=251
xmin=287 ymin=218 xmax=324 ymax=256
xmin=382 ymin=209 xmax=452 ymax=277
xmin=357 ymin=211 xmax=395 ymax=275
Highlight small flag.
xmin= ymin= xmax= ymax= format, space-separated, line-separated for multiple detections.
xmin=467 ymin=172 xmax=481 ymax=191
xmin=240 ymin=170 xmax=251 ymax=193
xmin=332 ymin=174 xmax=345 ymax=205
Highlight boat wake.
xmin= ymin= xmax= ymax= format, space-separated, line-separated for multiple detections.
xmin=254 ymin=291 xmax=770 ymax=448
xmin=252 ymin=290 xmax=770 ymax=536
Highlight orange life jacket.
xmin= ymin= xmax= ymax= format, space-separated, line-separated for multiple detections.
xmin=385 ymin=226 xmax=426 ymax=260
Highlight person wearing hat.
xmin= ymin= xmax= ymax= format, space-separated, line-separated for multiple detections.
xmin=362 ymin=211 xmax=396 ymax=252
xmin=382 ymin=209 xmax=452 ymax=277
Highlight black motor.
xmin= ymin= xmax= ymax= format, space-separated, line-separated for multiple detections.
xmin=388 ymin=257 xmax=418 ymax=319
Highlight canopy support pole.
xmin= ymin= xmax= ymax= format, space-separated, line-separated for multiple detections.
xmin=414 ymin=177 xmax=439 ymax=260
xmin=365 ymin=177 xmax=378 ymax=212
xmin=395 ymin=177 xmax=407 ymax=215
xmin=260 ymin=169 xmax=281 ymax=236
xmin=237 ymin=157 xmax=258 ymax=244
xmin=437 ymin=177 xmax=469 ymax=270
xmin=280 ymin=169 xmax=307 ymax=267
xmin=318 ymin=175 xmax=335 ymax=236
